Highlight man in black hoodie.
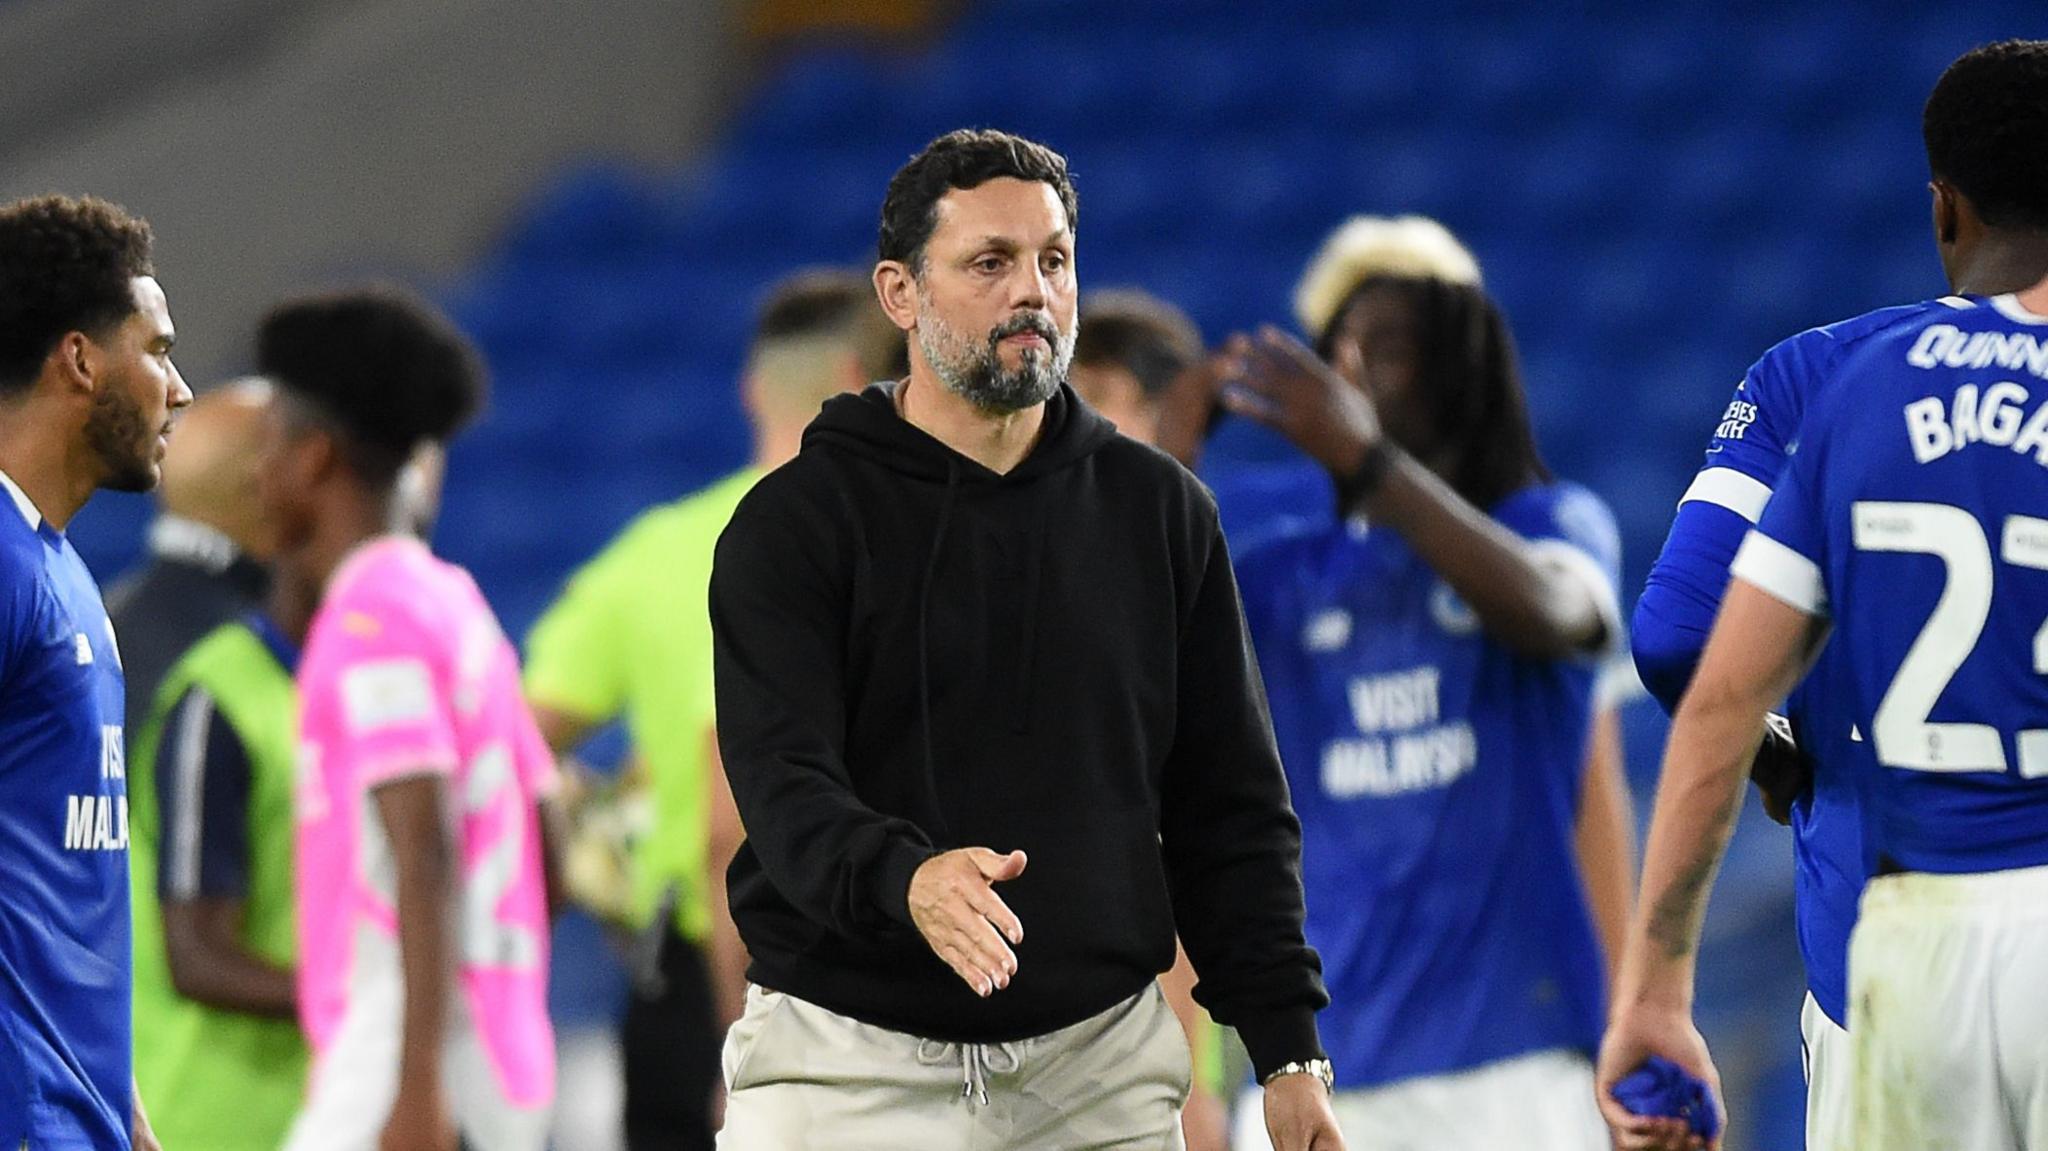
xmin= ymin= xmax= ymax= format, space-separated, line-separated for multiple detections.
xmin=710 ymin=129 xmax=1343 ymax=1150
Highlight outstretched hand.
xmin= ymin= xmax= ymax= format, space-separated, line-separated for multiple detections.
xmin=1217 ymin=326 xmax=1383 ymax=476
xmin=908 ymin=848 xmax=1027 ymax=997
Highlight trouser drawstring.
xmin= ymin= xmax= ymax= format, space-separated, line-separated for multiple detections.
xmin=916 ymin=1038 xmax=1021 ymax=1107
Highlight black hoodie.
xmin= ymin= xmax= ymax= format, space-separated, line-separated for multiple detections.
xmin=710 ymin=382 xmax=1327 ymax=1078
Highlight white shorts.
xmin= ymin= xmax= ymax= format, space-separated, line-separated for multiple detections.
xmin=281 ymin=931 xmax=550 ymax=1151
xmin=1232 ymin=1048 xmax=1605 ymax=1151
xmin=1801 ymin=992 xmax=1852 ymax=1151
xmin=1847 ymin=864 xmax=2048 ymax=1151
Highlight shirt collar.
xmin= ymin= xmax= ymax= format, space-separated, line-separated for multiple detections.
xmin=1992 ymin=294 xmax=2048 ymax=326
xmin=0 ymin=468 xmax=45 ymax=532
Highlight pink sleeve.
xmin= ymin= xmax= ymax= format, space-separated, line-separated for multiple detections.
xmin=306 ymin=601 xmax=460 ymax=789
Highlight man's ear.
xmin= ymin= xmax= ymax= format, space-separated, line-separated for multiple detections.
xmin=1931 ymin=179 xmax=1962 ymax=246
xmin=873 ymin=261 xmax=919 ymax=333
xmin=47 ymin=331 xmax=97 ymax=398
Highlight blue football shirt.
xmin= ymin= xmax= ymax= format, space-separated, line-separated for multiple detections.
xmin=1628 ymin=301 xmax=1962 ymax=1025
xmin=1737 ymin=294 xmax=2048 ymax=874
xmin=0 ymin=471 xmax=132 ymax=1150
xmin=1236 ymin=480 xmax=1620 ymax=1088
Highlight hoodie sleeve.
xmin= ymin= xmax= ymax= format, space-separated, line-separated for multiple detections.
xmin=1160 ymin=509 xmax=1329 ymax=1082
xmin=710 ymin=501 xmax=936 ymax=936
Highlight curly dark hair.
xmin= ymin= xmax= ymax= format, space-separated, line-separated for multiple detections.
xmin=1925 ymin=40 xmax=2048 ymax=230
xmin=258 ymin=284 xmax=486 ymax=489
xmin=0 ymin=195 xmax=154 ymax=395
xmin=878 ymin=129 xmax=1078 ymax=274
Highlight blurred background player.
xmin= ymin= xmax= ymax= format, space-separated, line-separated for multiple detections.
xmin=257 ymin=286 xmax=561 ymax=1151
xmin=0 ymin=194 xmax=188 ymax=1151
xmin=1624 ymin=37 xmax=2048 ymax=1151
xmin=523 ymin=267 xmax=899 ymax=1150
xmin=1066 ymin=286 xmax=1234 ymax=1151
xmin=125 ymin=377 xmax=302 ymax=1150
xmin=1598 ymin=216 xmax=2048 ymax=1151
xmin=127 ymin=378 xmax=454 ymax=1150
xmin=1069 ymin=288 xmax=1205 ymax=447
xmin=1188 ymin=216 xmax=1632 ymax=1150
xmin=105 ymin=378 xmax=274 ymax=743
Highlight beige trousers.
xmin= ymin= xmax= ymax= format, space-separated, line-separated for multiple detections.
xmin=717 ymin=982 xmax=1191 ymax=1150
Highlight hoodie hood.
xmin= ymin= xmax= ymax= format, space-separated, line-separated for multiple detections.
xmin=803 ymin=380 xmax=1119 ymax=483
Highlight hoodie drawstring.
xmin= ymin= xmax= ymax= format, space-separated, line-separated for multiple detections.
xmin=916 ymin=457 xmax=961 ymax=843
xmin=916 ymin=1037 xmax=1022 ymax=1107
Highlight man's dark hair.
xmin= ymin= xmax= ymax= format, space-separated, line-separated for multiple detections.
xmin=1320 ymin=277 xmax=1550 ymax=509
xmin=1074 ymin=290 xmax=1203 ymax=398
xmin=878 ymin=129 xmax=1078 ymax=273
xmin=258 ymin=285 xmax=486 ymax=489
xmin=0 ymin=195 xmax=154 ymax=395
xmin=1924 ymin=39 xmax=2048 ymax=230
xmin=754 ymin=268 xmax=907 ymax=380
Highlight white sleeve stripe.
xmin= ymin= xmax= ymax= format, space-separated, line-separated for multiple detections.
xmin=167 ymin=687 xmax=215 ymax=899
xmin=1679 ymin=468 xmax=1774 ymax=523
xmin=1730 ymin=530 xmax=1828 ymax=616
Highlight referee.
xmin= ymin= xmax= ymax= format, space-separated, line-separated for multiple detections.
xmin=524 ymin=269 xmax=898 ymax=1150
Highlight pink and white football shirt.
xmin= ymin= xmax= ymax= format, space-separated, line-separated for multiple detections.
xmin=290 ymin=536 xmax=555 ymax=1144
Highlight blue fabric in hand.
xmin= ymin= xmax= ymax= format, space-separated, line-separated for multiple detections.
xmin=1612 ymin=1055 xmax=1723 ymax=1139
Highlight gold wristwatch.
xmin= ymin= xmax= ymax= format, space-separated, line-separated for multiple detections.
xmin=1261 ymin=1058 xmax=1335 ymax=1093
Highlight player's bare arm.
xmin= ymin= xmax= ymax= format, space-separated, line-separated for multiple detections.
xmin=702 ymin=729 xmax=750 ymax=1031
xmin=133 ymin=1081 xmax=162 ymax=1151
xmin=1576 ymin=705 xmax=1638 ymax=987
xmin=160 ymin=896 xmax=295 ymax=1015
xmin=373 ymin=774 xmax=462 ymax=1151
xmin=1216 ymin=325 xmax=1607 ymax=659
xmin=1597 ymin=580 xmax=1825 ymax=1150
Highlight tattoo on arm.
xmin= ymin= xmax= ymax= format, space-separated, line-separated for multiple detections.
xmin=1644 ymin=786 xmax=1743 ymax=960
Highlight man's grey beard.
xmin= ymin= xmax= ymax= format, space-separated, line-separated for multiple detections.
xmin=917 ymin=305 xmax=1076 ymax=414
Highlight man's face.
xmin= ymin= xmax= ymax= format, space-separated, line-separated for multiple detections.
xmin=1069 ymin=361 xmax=1158 ymax=444
xmin=1329 ymin=284 xmax=1431 ymax=453
xmin=252 ymin=397 xmax=322 ymax=556
xmin=911 ymin=178 xmax=1078 ymax=413
xmin=84 ymin=276 xmax=192 ymax=492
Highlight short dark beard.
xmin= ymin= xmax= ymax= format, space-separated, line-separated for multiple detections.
xmin=919 ymin=307 xmax=1072 ymax=414
xmin=83 ymin=382 xmax=157 ymax=493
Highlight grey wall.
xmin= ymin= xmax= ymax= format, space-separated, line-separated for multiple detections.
xmin=0 ymin=0 xmax=749 ymax=379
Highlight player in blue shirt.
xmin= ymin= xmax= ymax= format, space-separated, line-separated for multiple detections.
xmin=0 ymin=195 xmax=190 ymax=1151
xmin=1205 ymin=216 xmax=1635 ymax=1149
xmin=1620 ymin=39 xmax=2048 ymax=1150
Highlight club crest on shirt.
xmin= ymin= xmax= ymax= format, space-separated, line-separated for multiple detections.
xmin=1303 ymin=608 xmax=1351 ymax=653
xmin=1430 ymin=583 xmax=1480 ymax=636
xmin=73 ymin=632 xmax=92 ymax=665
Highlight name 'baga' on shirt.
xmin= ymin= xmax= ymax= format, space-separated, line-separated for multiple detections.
xmin=64 ymin=724 xmax=128 ymax=851
xmin=1902 ymin=324 xmax=2048 ymax=468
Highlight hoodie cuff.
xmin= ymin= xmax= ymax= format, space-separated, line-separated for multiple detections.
xmin=1234 ymin=1006 xmax=1328 ymax=1085
xmin=873 ymin=839 xmax=938 ymax=929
